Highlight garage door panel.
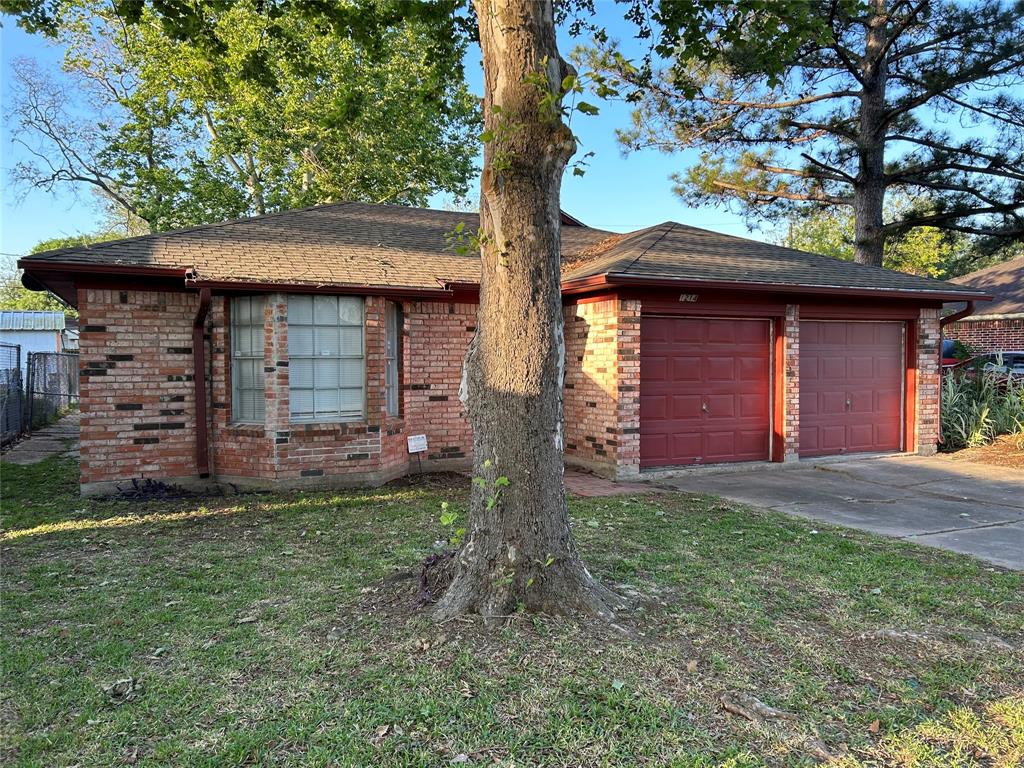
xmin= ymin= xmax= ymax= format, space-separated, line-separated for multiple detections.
xmin=705 ymin=393 xmax=737 ymax=418
xmin=820 ymin=323 xmax=847 ymax=345
xmin=671 ymin=433 xmax=701 ymax=460
xmin=820 ymin=391 xmax=848 ymax=415
xmin=739 ymin=392 xmax=769 ymax=418
xmin=820 ymin=424 xmax=848 ymax=452
xmin=821 ymin=357 xmax=847 ymax=379
xmin=671 ymin=394 xmax=703 ymax=420
xmin=641 ymin=317 xmax=770 ymax=468
xmin=640 ymin=394 xmax=667 ymax=420
xmin=704 ymin=431 xmax=736 ymax=459
xmin=672 ymin=357 xmax=703 ymax=381
xmin=705 ymin=357 xmax=738 ymax=381
xmin=849 ymin=391 xmax=874 ymax=413
xmin=800 ymin=321 xmax=903 ymax=458
xmin=738 ymin=357 xmax=767 ymax=381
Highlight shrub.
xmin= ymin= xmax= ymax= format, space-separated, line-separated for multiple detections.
xmin=941 ymin=366 xmax=1024 ymax=451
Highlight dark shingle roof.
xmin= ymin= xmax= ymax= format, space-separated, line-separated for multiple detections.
xmin=21 ymin=203 xmax=986 ymax=298
xmin=561 ymin=222 xmax=984 ymax=296
xmin=23 ymin=203 xmax=609 ymax=291
xmin=949 ymin=256 xmax=1024 ymax=316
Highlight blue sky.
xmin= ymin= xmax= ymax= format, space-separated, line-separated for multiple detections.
xmin=0 ymin=13 xmax=759 ymax=260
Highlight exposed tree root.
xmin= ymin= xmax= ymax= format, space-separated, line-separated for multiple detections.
xmin=432 ymin=557 xmax=625 ymax=624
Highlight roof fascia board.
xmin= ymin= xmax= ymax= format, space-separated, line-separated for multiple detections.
xmin=562 ymin=273 xmax=992 ymax=302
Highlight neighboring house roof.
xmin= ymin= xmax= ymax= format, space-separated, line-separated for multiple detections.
xmin=949 ymin=256 xmax=1024 ymax=318
xmin=20 ymin=201 xmax=987 ymax=301
xmin=0 ymin=310 xmax=65 ymax=331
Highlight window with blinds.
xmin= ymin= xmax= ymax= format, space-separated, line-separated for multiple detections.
xmin=385 ymin=302 xmax=402 ymax=416
xmin=287 ymin=295 xmax=364 ymax=422
xmin=231 ymin=296 xmax=266 ymax=423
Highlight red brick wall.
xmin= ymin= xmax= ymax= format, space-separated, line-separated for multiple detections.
xmin=563 ymin=297 xmax=641 ymax=479
xmin=78 ymin=289 xmax=201 ymax=486
xmin=77 ymin=286 xmax=946 ymax=493
xmin=944 ymin=317 xmax=1024 ymax=353
xmin=403 ymin=301 xmax=476 ymax=467
xmin=916 ymin=308 xmax=941 ymax=456
xmin=78 ymin=289 xmax=478 ymax=493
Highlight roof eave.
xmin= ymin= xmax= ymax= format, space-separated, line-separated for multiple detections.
xmin=19 ymin=259 xmax=460 ymax=301
xmin=561 ymin=273 xmax=992 ymax=302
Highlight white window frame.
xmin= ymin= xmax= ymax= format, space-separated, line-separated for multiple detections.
xmin=230 ymin=296 xmax=266 ymax=424
xmin=385 ymin=301 xmax=402 ymax=417
xmin=287 ymin=295 xmax=365 ymax=423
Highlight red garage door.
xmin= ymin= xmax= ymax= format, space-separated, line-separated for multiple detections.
xmin=800 ymin=321 xmax=903 ymax=458
xmin=640 ymin=317 xmax=771 ymax=468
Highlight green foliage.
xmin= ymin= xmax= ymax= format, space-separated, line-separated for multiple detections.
xmin=438 ymin=501 xmax=465 ymax=547
xmin=0 ymin=232 xmax=120 ymax=317
xmin=0 ymin=275 xmax=70 ymax=316
xmin=583 ymin=0 xmax=1024 ymax=251
xmin=9 ymin=0 xmax=480 ymax=232
xmin=781 ymin=204 xmax=959 ymax=277
xmin=941 ymin=367 xmax=1024 ymax=451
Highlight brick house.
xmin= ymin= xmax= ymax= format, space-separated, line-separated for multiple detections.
xmin=944 ymin=256 xmax=1024 ymax=353
xmin=19 ymin=203 xmax=987 ymax=496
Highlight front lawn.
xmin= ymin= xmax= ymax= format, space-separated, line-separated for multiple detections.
xmin=2 ymin=458 xmax=1022 ymax=767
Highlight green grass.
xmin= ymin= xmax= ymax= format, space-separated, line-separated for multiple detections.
xmin=2 ymin=458 xmax=1022 ymax=767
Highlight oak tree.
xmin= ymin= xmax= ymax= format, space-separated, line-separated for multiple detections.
xmin=6 ymin=0 xmax=823 ymax=620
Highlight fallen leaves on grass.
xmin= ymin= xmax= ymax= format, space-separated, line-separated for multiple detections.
xmin=721 ymin=692 xmax=799 ymax=723
xmin=103 ymin=677 xmax=141 ymax=706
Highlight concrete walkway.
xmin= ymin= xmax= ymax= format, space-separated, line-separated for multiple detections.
xmin=659 ymin=454 xmax=1024 ymax=570
xmin=1 ymin=412 xmax=80 ymax=465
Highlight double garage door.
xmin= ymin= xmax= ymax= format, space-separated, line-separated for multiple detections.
xmin=640 ymin=317 xmax=904 ymax=468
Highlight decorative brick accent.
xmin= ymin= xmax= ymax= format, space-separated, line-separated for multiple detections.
xmin=916 ymin=307 xmax=941 ymax=456
xmin=782 ymin=305 xmax=800 ymax=461
xmin=944 ymin=317 xmax=1024 ymax=353
xmin=78 ymin=289 xmax=199 ymax=486
xmin=563 ymin=297 xmax=641 ymax=479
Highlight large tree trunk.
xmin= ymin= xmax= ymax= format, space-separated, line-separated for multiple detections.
xmin=853 ymin=0 xmax=889 ymax=268
xmin=433 ymin=0 xmax=621 ymax=622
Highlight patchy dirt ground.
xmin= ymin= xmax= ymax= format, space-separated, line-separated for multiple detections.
xmin=3 ymin=457 xmax=1023 ymax=767
xmin=948 ymin=434 xmax=1024 ymax=469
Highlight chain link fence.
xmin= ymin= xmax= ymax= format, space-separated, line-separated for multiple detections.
xmin=26 ymin=351 xmax=79 ymax=430
xmin=0 ymin=342 xmax=25 ymax=446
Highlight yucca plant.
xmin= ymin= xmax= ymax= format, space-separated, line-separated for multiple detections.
xmin=941 ymin=366 xmax=1024 ymax=451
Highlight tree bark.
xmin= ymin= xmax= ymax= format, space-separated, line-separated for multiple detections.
xmin=853 ymin=0 xmax=889 ymax=267
xmin=433 ymin=0 xmax=621 ymax=622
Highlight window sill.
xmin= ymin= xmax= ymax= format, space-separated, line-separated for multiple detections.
xmin=226 ymin=423 xmax=266 ymax=436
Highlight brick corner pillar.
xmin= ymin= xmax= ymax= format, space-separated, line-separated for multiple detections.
xmin=915 ymin=307 xmax=941 ymax=456
xmin=614 ymin=298 xmax=642 ymax=480
xmin=783 ymin=304 xmax=801 ymax=462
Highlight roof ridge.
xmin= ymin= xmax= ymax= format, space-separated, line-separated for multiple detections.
xmin=612 ymin=222 xmax=677 ymax=276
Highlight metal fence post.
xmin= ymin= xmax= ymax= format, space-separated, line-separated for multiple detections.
xmin=25 ymin=352 xmax=35 ymax=432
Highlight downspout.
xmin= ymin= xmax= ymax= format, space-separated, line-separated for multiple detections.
xmin=940 ymin=300 xmax=975 ymax=329
xmin=935 ymin=300 xmax=975 ymax=447
xmin=192 ymin=288 xmax=212 ymax=478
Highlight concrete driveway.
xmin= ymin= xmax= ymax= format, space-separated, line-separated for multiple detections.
xmin=660 ymin=455 xmax=1024 ymax=570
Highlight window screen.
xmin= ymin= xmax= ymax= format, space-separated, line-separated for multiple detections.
xmin=385 ymin=302 xmax=402 ymax=416
xmin=288 ymin=295 xmax=364 ymax=422
xmin=231 ymin=296 xmax=266 ymax=423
